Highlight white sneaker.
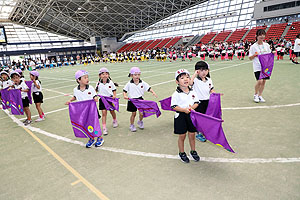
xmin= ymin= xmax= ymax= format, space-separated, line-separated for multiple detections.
xmin=253 ymin=95 xmax=260 ymax=103
xmin=259 ymin=96 xmax=266 ymax=103
xmin=112 ymin=120 xmax=118 ymax=128
xmin=103 ymin=128 xmax=108 ymax=135
xmin=35 ymin=117 xmax=45 ymax=122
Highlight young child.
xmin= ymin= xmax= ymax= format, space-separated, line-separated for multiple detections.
xmin=1 ymin=71 xmax=13 ymax=89
xmin=95 ymin=67 xmax=118 ymax=135
xmin=171 ymin=69 xmax=200 ymax=163
xmin=65 ymin=70 xmax=104 ymax=148
xmin=123 ymin=67 xmax=157 ymax=132
xmin=30 ymin=71 xmax=45 ymax=122
xmin=190 ymin=61 xmax=215 ymax=142
xmin=10 ymin=71 xmax=32 ymax=125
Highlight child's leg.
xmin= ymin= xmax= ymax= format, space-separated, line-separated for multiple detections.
xmin=130 ymin=112 xmax=136 ymax=124
xmin=35 ymin=103 xmax=43 ymax=117
xmin=178 ymin=133 xmax=186 ymax=153
xmin=102 ymin=110 xmax=107 ymax=128
xmin=109 ymin=110 xmax=117 ymax=120
xmin=188 ymin=132 xmax=196 ymax=151
xmin=24 ymin=107 xmax=31 ymax=120
xmin=258 ymin=79 xmax=266 ymax=96
xmin=138 ymin=111 xmax=143 ymax=121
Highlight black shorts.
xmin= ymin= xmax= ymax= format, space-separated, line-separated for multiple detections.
xmin=254 ymin=71 xmax=270 ymax=81
xmin=33 ymin=92 xmax=43 ymax=103
xmin=127 ymin=97 xmax=143 ymax=112
xmin=188 ymin=55 xmax=192 ymax=58
xmin=98 ymin=98 xmax=113 ymax=110
xmin=209 ymin=55 xmax=214 ymax=58
xmin=174 ymin=112 xmax=197 ymax=134
xmin=294 ymin=52 xmax=299 ymax=57
xmin=222 ymin=53 xmax=226 ymax=56
xmin=22 ymin=97 xmax=30 ymax=107
xmin=280 ymin=52 xmax=284 ymax=56
xmin=238 ymin=52 xmax=241 ymax=56
xmin=195 ymin=100 xmax=209 ymax=114
xmin=215 ymin=54 xmax=219 ymax=58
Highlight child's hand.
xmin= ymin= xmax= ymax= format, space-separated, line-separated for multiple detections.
xmin=112 ymin=95 xmax=116 ymax=99
xmin=254 ymin=52 xmax=259 ymax=57
xmin=152 ymin=92 xmax=158 ymax=98
xmin=124 ymin=96 xmax=129 ymax=100
xmin=65 ymin=101 xmax=71 ymax=105
xmin=220 ymin=93 xmax=224 ymax=96
xmin=184 ymin=107 xmax=191 ymax=114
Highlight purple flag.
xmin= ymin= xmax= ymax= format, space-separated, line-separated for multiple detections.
xmin=9 ymin=89 xmax=24 ymax=115
xmin=190 ymin=110 xmax=235 ymax=153
xmin=206 ymin=93 xmax=222 ymax=119
xmin=69 ymin=99 xmax=102 ymax=138
xmin=129 ymin=98 xmax=161 ymax=118
xmin=98 ymin=95 xmax=119 ymax=112
xmin=25 ymin=81 xmax=33 ymax=104
xmin=1 ymin=88 xmax=11 ymax=110
xmin=159 ymin=97 xmax=175 ymax=111
xmin=258 ymin=53 xmax=274 ymax=80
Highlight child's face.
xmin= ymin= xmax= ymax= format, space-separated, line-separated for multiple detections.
xmin=30 ymin=74 xmax=34 ymax=80
xmin=100 ymin=72 xmax=109 ymax=80
xmin=176 ymin=74 xmax=190 ymax=87
xmin=132 ymin=73 xmax=141 ymax=81
xmin=1 ymin=74 xmax=8 ymax=81
xmin=12 ymin=75 xmax=20 ymax=84
xmin=78 ymin=75 xmax=89 ymax=85
xmin=198 ymin=69 xmax=209 ymax=78
xmin=257 ymin=34 xmax=265 ymax=41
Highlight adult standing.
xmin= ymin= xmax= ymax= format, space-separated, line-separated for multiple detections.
xmin=293 ymin=34 xmax=300 ymax=64
xmin=249 ymin=29 xmax=272 ymax=103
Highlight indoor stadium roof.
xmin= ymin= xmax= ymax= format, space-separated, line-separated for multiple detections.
xmin=8 ymin=0 xmax=208 ymax=41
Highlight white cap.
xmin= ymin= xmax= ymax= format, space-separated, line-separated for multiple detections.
xmin=175 ymin=69 xmax=190 ymax=80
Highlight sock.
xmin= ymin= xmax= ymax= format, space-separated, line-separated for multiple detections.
xmin=39 ymin=115 xmax=43 ymax=118
xmin=103 ymin=124 xmax=106 ymax=129
xmin=113 ymin=119 xmax=117 ymax=122
xmin=42 ymin=112 xmax=45 ymax=116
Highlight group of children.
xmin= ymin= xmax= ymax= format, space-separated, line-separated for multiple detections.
xmin=0 ymin=69 xmax=45 ymax=125
xmin=62 ymin=60 xmax=214 ymax=164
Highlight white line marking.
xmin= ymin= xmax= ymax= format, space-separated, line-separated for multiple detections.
xmin=223 ymin=103 xmax=300 ymax=110
xmin=3 ymin=109 xmax=300 ymax=163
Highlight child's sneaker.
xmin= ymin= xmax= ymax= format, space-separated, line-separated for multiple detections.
xmin=190 ymin=150 xmax=200 ymax=162
xmin=259 ymin=96 xmax=266 ymax=103
xmin=23 ymin=119 xmax=28 ymax=123
xmin=24 ymin=120 xmax=32 ymax=126
xmin=253 ymin=94 xmax=259 ymax=103
xmin=179 ymin=152 xmax=190 ymax=163
xmin=35 ymin=117 xmax=45 ymax=122
xmin=137 ymin=120 xmax=144 ymax=129
xmin=86 ymin=138 xmax=95 ymax=148
xmin=130 ymin=124 xmax=137 ymax=132
xmin=112 ymin=120 xmax=118 ymax=128
xmin=95 ymin=137 xmax=104 ymax=147
xmin=103 ymin=128 xmax=108 ymax=135
xmin=196 ymin=133 xmax=206 ymax=142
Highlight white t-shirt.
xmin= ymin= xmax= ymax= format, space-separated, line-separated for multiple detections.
xmin=73 ymin=85 xmax=97 ymax=101
xmin=123 ymin=79 xmax=150 ymax=98
xmin=95 ymin=79 xmax=116 ymax=97
xmin=192 ymin=77 xmax=214 ymax=100
xmin=13 ymin=81 xmax=29 ymax=99
xmin=2 ymin=80 xmax=13 ymax=89
xmin=171 ymin=87 xmax=200 ymax=109
xmin=249 ymin=42 xmax=271 ymax=72
xmin=31 ymin=80 xmax=42 ymax=93
xmin=294 ymin=38 xmax=300 ymax=52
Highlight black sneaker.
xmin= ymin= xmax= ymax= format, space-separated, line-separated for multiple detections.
xmin=190 ymin=150 xmax=200 ymax=162
xmin=179 ymin=152 xmax=190 ymax=163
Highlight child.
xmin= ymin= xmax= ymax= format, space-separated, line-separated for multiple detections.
xmin=30 ymin=71 xmax=45 ymax=122
xmin=171 ymin=69 xmax=200 ymax=163
xmin=10 ymin=71 xmax=32 ymax=125
xmin=190 ymin=61 xmax=215 ymax=142
xmin=15 ymin=69 xmax=25 ymax=81
xmin=123 ymin=67 xmax=157 ymax=132
xmin=1 ymin=71 xmax=13 ymax=89
xmin=65 ymin=70 xmax=104 ymax=148
xmin=95 ymin=68 xmax=118 ymax=135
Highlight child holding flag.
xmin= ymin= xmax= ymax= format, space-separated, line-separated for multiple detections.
xmin=65 ymin=70 xmax=104 ymax=148
xmin=95 ymin=67 xmax=118 ymax=135
xmin=171 ymin=69 xmax=200 ymax=163
xmin=30 ymin=71 xmax=45 ymax=122
xmin=123 ymin=67 xmax=157 ymax=132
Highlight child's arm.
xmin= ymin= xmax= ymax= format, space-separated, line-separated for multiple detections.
xmin=190 ymin=70 xmax=198 ymax=85
xmin=149 ymin=88 xmax=157 ymax=98
xmin=93 ymin=96 xmax=98 ymax=102
xmin=32 ymin=80 xmax=40 ymax=89
xmin=172 ymin=106 xmax=190 ymax=114
xmin=123 ymin=91 xmax=129 ymax=100
xmin=112 ymin=90 xmax=116 ymax=99
xmin=65 ymin=96 xmax=76 ymax=105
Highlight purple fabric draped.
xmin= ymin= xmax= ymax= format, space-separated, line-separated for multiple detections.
xmin=69 ymin=99 xmax=102 ymax=138
xmin=98 ymin=95 xmax=119 ymax=112
xmin=190 ymin=110 xmax=235 ymax=153
xmin=258 ymin=53 xmax=274 ymax=80
xmin=205 ymin=93 xmax=222 ymax=119
xmin=159 ymin=97 xmax=174 ymax=111
xmin=129 ymin=98 xmax=161 ymax=118
xmin=1 ymin=88 xmax=11 ymax=110
xmin=9 ymin=89 xmax=24 ymax=115
xmin=25 ymin=81 xmax=33 ymax=104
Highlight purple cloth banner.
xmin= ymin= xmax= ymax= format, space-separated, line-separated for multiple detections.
xmin=69 ymin=99 xmax=102 ymax=138
xmin=9 ymin=89 xmax=24 ymax=115
xmin=129 ymin=98 xmax=161 ymax=118
xmin=1 ymin=88 xmax=11 ymax=110
xmin=98 ymin=95 xmax=119 ymax=112
xmin=258 ymin=53 xmax=274 ymax=80
xmin=159 ymin=97 xmax=174 ymax=111
xmin=190 ymin=110 xmax=235 ymax=153
xmin=206 ymin=93 xmax=222 ymax=119
xmin=25 ymin=81 xmax=33 ymax=104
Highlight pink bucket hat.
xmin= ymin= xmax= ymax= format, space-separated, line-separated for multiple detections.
xmin=10 ymin=70 xmax=20 ymax=77
xmin=15 ymin=69 xmax=22 ymax=73
xmin=99 ymin=67 xmax=109 ymax=74
xmin=75 ymin=70 xmax=88 ymax=80
xmin=128 ymin=67 xmax=141 ymax=77
xmin=30 ymin=71 xmax=39 ymax=77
